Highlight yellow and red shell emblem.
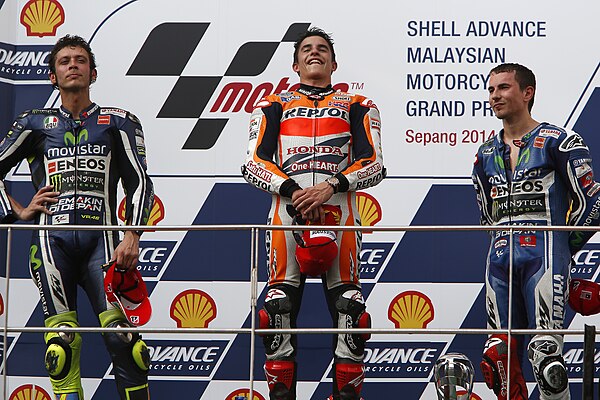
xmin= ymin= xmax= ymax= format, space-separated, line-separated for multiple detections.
xmin=118 ymin=194 xmax=165 ymax=230
xmin=388 ymin=290 xmax=434 ymax=329
xmin=9 ymin=384 xmax=52 ymax=400
xmin=456 ymin=391 xmax=482 ymax=400
xmin=225 ymin=388 xmax=266 ymax=400
xmin=356 ymin=192 xmax=382 ymax=233
xmin=170 ymin=289 xmax=217 ymax=328
xmin=20 ymin=0 xmax=65 ymax=38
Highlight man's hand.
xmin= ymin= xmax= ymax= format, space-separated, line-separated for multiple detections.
xmin=292 ymin=181 xmax=334 ymax=223
xmin=112 ymin=231 xmax=140 ymax=271
xmin=13 ymin=185 xmax=60 ymax=221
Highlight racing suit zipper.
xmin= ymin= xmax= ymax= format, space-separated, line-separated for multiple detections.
xmin=73 ymin=120 xmax=80 ymax=247
xmin=502 ymin=143 xmax=513 ymax=223
xmin=312 ymin=99 xmax=319 ymax=187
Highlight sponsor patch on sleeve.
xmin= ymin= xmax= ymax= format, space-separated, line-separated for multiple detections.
xmin=575 ymin=163 xmax=592 ymax=178
xmin=101 ymin=108 xmax=127 ymax=118
xmin=539 ymin=128 xmax=561 ymax=139
xmin=587 ymin=182 xmax=600 ymax=197
xmin=360 ymin=98 xmax=378 ymax=109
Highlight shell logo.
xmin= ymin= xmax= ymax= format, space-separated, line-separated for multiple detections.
xmin=225 ymin=388 xmax=266 ymax=400
xmin=170 ymin=289 xmax=217 ymax=328
xmin=9 ymin=384 xmax=52 ymax=400
xmin=388 ymin=290 xmax=434 ymax=329
xmin=118 ymin=194 xmax=165 ymax=230
xmin=356 ymin=192 xmax=382 ymax=233
xmin=20 ymin=0 xmax=65 ymax=38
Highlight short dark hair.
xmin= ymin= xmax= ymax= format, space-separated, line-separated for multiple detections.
xmin=293 ymin=27 xmax=336 ymax=63
xmin=490 ymin=63 xmax=536 ymax=112
xmin=49 ymin=35 xmax=97 ymax=88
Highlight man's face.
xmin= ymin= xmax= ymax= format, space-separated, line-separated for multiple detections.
xmin=49 ymin=45 xmax=96 ymax=91
xmin=488 ymin=71 xmax=532 ymax=120
xmin=293 ymin=35 xmax=337 ymax=85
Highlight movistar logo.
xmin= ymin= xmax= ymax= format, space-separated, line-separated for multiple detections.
xmin=30 ymin=245 xmax=41 ymax=271
xmin=494 ymin=155 xmax=504 ymax=169
xmin=63 ymin=129 xmax=88 ymax=146
xmin=518 ymin=148 xmax=530 ymax=166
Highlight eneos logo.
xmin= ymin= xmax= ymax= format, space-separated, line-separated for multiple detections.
xmin=118 ymin=194 xmax=165 ymax=228
xmin=356 ymin=192 xmax=382 ymax=233
xmin=9 ymin=384 xmax=52 ymax=400
xmin=20 ymin=0 xmax=65 ymax=37
xmin=388 ymin=291 xmax=434 ymax=329
xmin=170 ymin=289 xmax=217 ymax=328
xmin=0 ymin=292 xmax=3 ymax=316
xmin=225 ymin=389 xmax=266 ymax=400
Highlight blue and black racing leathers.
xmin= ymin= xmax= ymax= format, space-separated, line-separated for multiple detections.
xmin=0 ymin=103 xmax=154 ymax=399
xmin=472 ymin=123 xmax=600 ymax=399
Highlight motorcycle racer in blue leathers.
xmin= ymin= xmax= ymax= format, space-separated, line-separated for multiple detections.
xmin=472 ymin=63 xmax=600 ymax=400
xmin=0 ymin=35 xmax=153 ymax=400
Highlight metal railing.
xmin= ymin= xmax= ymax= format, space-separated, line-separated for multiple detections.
xmin=1 ymin=223 xmax=598 ymax=399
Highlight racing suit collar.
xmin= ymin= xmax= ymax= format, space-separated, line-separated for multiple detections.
xmin=59 ymin=103 xmax=99 ymax=120
xmin=297 ymin=84 xmax=335 ymax=100
xmin=497 ymin=123 xmax=543 ymax=148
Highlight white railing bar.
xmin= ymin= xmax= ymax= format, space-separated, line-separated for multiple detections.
xmin=3 ymin=327 xmax=595 ymax=336
xmin=1 ymin=224 xmax=600 ymax=232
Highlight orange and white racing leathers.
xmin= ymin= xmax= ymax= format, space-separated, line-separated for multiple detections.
xmin=242 ymin=84 xmax=385 ymax=289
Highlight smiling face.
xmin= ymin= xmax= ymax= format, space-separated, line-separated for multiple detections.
xmin=293 ymin=35 xmax=337 ymax=87
xmin=488 ymin=70 xmax=534 ymax=121
xmin=49 ymin=45 xmax=96 ymax=92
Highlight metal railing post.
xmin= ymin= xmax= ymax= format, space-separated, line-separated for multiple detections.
xmin=3 ymin=227 xmax=12 ymax=400
xmin=507 ymin=227 xmax=514 ymax=400
xmin=249 ymin=227 xmax=260 ymax=399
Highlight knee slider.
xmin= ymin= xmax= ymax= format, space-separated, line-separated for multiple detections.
xmin=261 ymin=288 xmax=293 ymax=355
xmin=44 ymin=314 xmax=82 ymax=381
xmin=105 ymin=320 xmax=149 ymax=371
xmin=335 ymin=290 xmax=369 ymax=354
xmin=528 ymin=336 xmax=568 ymax=396
xmin=45 ymin=327 xmax=77 ymax=380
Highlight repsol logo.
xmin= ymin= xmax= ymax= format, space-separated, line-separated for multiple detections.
xmin=282 ymin=107 xmax=348 ymax=121
xmin=127 ymin=22 xmax=350 ymax=150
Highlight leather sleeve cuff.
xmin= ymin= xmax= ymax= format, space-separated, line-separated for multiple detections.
xmin=1 ymin=213 xmax=17 ymax=224
xmin=336 ymin=173 xmax=350 ymax=193
xmin=280 ymin=179 xmax=302 ymax=198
